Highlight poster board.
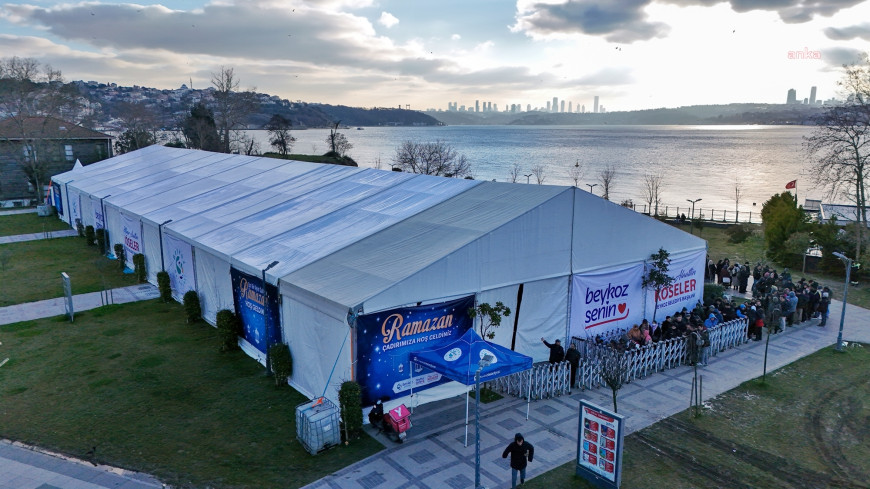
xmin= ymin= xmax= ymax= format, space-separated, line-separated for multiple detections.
xmin=576 ymin=400 xmax=625 ymax=489
xmin=230 ymin=267 xmax=281 ymax=355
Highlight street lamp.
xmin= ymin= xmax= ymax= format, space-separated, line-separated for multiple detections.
xmin=262 ymin=260 xmax=280 ymax=374
xmin=686 ymin=198 xmax=702 ymax=220
xmin=524 ymin=173 xmax=532 ymax=184
xmin=475 ymin=353 xmax=495 ymax=489
xmin=586 ymin=183 xmax=598 ymax=194
xmin=831 ymin=252 xmax=852 ymax=352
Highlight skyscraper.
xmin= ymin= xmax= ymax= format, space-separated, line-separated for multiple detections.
xmin=810 ymin=86 xmax=817 ymax=104
xmin=594 ymin=96 xmax=599 ymax=114
xmin=786 ymin=89 xmax=797 ymax=104
xmin=568 ymin=101 xmax=573 ymax=113
xmin=552 ymin=97 xmax=559 ymax=113
xmin=546 ymin=101 xmax=551 ymax=112
xmin=561 ymin=100 xmax=566 ymax=112
xmin=475 ymin=100 xmax=480 ymax=112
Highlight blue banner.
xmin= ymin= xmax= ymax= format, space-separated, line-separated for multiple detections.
xmin=230 ymin=268 xmax=281 ymax=354
xmin=356 ymin=295 xmax=474 ymax=406
xmin=53 ymin=184 xmax=63 ymax=216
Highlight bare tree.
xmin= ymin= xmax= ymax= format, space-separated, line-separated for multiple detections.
xmin=210 ymin=66 xmax=257 ymax=154
xmin=733 ymin=181 xmax=743 ymax=222
xmin=598 ymin=348 xmax=629 ymax=413
xmin=567 ymin=159 xmax=584 ymax=187
xmin=599 ymin=165 xmax=616 ymax=201
xmin=265 ymin=114 xmax=295 ymax=157
xmin=805 ymin=53 xmax=870 ymax=259
xmin=0 ymin=57 xmax=80 ymax=199
xmin=530 ymin=164 xmax=547 ymax=184
xmin=641 ymin=171 xmax=665 ymax=215
xmin=113 ymin=102 xmax=161 ymax=154
xmin=326 ymin=121 xmax=353 ymax=157
xmin=509 ymin=162 xmax=522 ymax=183
xmin=392 ymin=140 xmax=472 ymax=177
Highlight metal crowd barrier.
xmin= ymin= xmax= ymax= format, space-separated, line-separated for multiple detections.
xmin=488 ymin=318 xmax=749 ymax=399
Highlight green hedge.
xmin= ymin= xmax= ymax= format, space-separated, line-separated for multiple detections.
xmin=85 ymin=225 xmax=95 ymax=246
xmin=114 ymin=244 xmax=126 ymax=272
xmin=339 ymin=381 xmax=363 ymax=441
xmin=157 ymin=271 xmax=172 ymax=302
xmin=269 ymin=343 xmax=292 ymax=386
xmin=95 ymin=228 xmax=107 ymax=253
xmin=216 ymin=309 xmax=241 ymax=351
xmin=183 ymin=290 xmax=202 ymax=323
xmin=132 ymin=253 xmax=146 ymax=283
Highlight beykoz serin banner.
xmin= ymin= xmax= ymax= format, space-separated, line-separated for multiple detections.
xmin=570 ymin=264 xmax=644 ymax=339
xmin=356 ymin=295 xmax=475 ymax=406
xmin=230 ymin=267 xmax=281 ymax=355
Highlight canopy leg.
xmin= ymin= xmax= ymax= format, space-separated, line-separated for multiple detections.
xmin=465 ymin=389 xmax=470 ymax=447
xmin=526 ymin=370 xmax=531 ymax=420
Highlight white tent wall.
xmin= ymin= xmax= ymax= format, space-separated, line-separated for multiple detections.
xmin=142 ymin=221 xmax=162 ymax=283
xmin=476 ymin=277 xmax=569 ymax=364
xmin=193 ymin=247 xmax=233 ymax=324
xmin=104 ymin=205 xmax=121 ymax=256
xmin=281 ymin=295 xmax=352 ymax=404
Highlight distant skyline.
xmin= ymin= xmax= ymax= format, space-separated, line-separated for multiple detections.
xmin=2 ymin=1 xmax=870 ymax=112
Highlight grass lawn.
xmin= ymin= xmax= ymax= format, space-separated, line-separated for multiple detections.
xmin=0 ymin=237 xmax=139 ymax=306
xmin=0 ymin=301 xmax=383 ymax=488
xmin=0 ymin=213 xmax=70 ymax=237
xmin=524 ymin=343 xmax=870 ymax=489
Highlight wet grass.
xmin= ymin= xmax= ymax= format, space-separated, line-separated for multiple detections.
xmin=0 ymin=212 xmax=70 ymax=237
xmin=0 ymin=300 xmax=382 ymax=488
xmin=523 ymin=343 xmax=870 ymax=489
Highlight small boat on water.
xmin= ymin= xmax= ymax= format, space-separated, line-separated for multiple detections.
xmin=357 ymin=127 xmax=364 ymax=130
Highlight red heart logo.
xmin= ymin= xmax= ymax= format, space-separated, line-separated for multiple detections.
xmin=617 ymin=303 xmax=626 ymax=314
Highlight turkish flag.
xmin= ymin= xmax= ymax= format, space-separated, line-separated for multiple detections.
xmin=785 ymin=180 xmax=797 ymax=189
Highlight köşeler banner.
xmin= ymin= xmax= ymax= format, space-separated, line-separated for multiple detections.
xmin=162 ymin=233 xmax=196 ymax=299
xmin=570 ymin=265 xmax=644 ymax=339
xmin=230 ymin=267 xmax=280 ymax=355
xmin=121 ymin=213 xmax=142 ymax=269
xmin=645 ymin=251 xmax=706 ymax=320
xmin=356 ymin=295 xmax=475 ymax=407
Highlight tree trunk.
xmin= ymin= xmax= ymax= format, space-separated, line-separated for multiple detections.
xmin=611 ymin=388 xmax=618 ymax=413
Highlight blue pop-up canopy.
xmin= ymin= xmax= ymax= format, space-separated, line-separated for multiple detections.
xmin=410 ymin=329 xmax=533 ymax=445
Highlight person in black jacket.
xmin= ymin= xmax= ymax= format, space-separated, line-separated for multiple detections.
xmin=502 ymin=432 xmax=534 ymax=487
xmin=541 ymin=337 xmax=565 ymax=363
xmin=564 ymin=343 xmax=581 ymax=389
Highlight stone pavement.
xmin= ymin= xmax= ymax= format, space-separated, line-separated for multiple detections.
xmin=0 ymin=283 xmax=160 ymax=326
xmin=0 ymin=208 xmax=38 ymax=216
xmin=303 ymin=299 xmax=870 ymax=489
xmin=0 ymin=229 xmax=79 ymax=244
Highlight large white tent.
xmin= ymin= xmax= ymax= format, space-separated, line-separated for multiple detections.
xmin=52 ymin=146 xmax=706 ymax=406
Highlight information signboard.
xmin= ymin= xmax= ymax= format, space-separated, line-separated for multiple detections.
xmin=576 ymin=400 xmax=625 ymax=489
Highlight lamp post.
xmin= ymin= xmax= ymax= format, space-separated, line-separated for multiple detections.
xmin=686 ymin=198 xmax=702 ymax=220
xmin=262 ymin=260 xmax=280 ymax=374
xmin=586 ymin=183 xmax=598 ymax=194
xmin=831 ymin=252 xmax=852 ymax=352
xmin=475 ymin=353 xmax=494 ymax=489
xmin=524 ymin=173 xmax=532 ymax=184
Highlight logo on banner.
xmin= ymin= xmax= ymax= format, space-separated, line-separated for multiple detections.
xmin=584 ymin=283 xmax=630 ymax=328
xmin=173 ymin=248 xmax=186 ymax=281
xmin=444 ymin=347 xmax=462 ymax=362
xmin=655 ymin=266 xmax=697 ymax=308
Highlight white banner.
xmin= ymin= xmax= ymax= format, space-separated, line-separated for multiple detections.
xmin=70 ymin=191 xmax=81 ymax=226
xmin=121 ymin=213 xmax=142 ymax=269
xmin=645 ymin=251 xmax=706 ymax=322
xmin=570 ymin=264 xmax=644 ymax=339
xmin=91 ymin=196 xmax=105 ymax=229
xmin=162 ymin=233 xmax=196 ymax=300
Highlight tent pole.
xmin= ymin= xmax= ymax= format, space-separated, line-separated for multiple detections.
xmin=526 ymin=370 xmax=531 ymax=420
xmin=409 ymin=360 xmax=414 ymax=414
xmin=465 ymin=391 xmax=470 ymax=447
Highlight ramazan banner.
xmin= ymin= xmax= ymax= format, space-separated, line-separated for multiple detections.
xmin=230 ymin=267 xmax=280 ymax=355
xmin=570 ymin=264 xmax=644 ymax=339
xmin=356 ymin=296 xmax=474 ymax=407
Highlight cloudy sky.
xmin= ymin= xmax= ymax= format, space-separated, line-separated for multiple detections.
xmin=1 ymin=0 xmax=869 ymax=111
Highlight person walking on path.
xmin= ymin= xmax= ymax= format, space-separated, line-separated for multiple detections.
xmin=564 ymin=342 xmax=581 ymax=389
xmin=502 ymin=433 xmax=534 ymax=488
xmin=541 ymin=337 xmax=565 ymax=364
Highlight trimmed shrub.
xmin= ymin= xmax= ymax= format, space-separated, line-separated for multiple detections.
xmin=113 ymin=244 xmax=126 ymax=271
xmin=76 ymin=219 xmax=84 ymax=237
xmin=704 ymin=283 xmax=726 ymax=304
xmin=95 ymin=228 xmax=107 ymax=253
xmin=85 ymin=225 xmax=95 ymax=246
xmin=269 ymin=343 xmax=293 ymax=387
xmin=726 ymin=223 xmax=753 ymax=244
xmin=183 ymin=290 xmax=202 ymax=323
xmin=157 ymin=271 xmax=172 ymax=302
xmin=216 ymin=309 xmax=241 ymax=351
xmin=339 ymin=381 xmax=363 ymax=440
xmin=132 ymin=253 xmax=146 ymax=283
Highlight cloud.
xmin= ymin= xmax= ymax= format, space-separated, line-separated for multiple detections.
xmin=451 ymin=34 xmax=461 ymax=41
xmin=664 ymin=0 xmax=866 ymax=24
xmin=825 ymin=23 xmax=870 ymax=41
xmin=512 ymin=0 xmax=669 ymax=43
xmin=378 ymin=11 xmax=398 ymax=28
xmin=820 ymin=46 xmax=865 ymax=68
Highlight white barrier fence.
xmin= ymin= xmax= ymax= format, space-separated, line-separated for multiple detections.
xmin=486 ymin=318 xmax=749 ymax=398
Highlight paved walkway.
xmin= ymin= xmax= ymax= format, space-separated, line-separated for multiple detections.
xmin=303 ymin=300 xmax=870 ymax=489
xmin=0 ymin=229 xmax=78 ymax=244
xmin=0 ymin=284 xmax=160 ymax=326
xmin=0 ymin=208 xmax=38 ymax=216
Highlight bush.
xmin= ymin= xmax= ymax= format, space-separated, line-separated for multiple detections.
xmin=85 ymin=225 xmax=95 ymax=246
xmin=95 ymin=228 xmax=107 ymax=253
xmin=157 ymin=271 xmax=172 ymax=302
xmin=704 ymin=283 xmax=725 ymax=304
xmin=113 ymin=244 xmax=126 ymax=271
xmin=338 ymin=381 xmax=363 ymax=440
xmin=183 ymin=290 xmax=202 ymax=323
xmin=726 ymin=223 xmax=753 ymax=244
xmin=216 ymin=309 xmax=241 ymax=351
xmin=269 ymin=343 xmax=293 ymax=387
xmin=76 ymin=219 xmax=84 ymax=237
xmin=132 ymin=253 xmax=146 ymax=282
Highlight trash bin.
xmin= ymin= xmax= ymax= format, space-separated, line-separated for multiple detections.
xmin=295 ymin=397 xmax=341 ymax=455
xmin=36 ymin=204 xmax=54 ymax=217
